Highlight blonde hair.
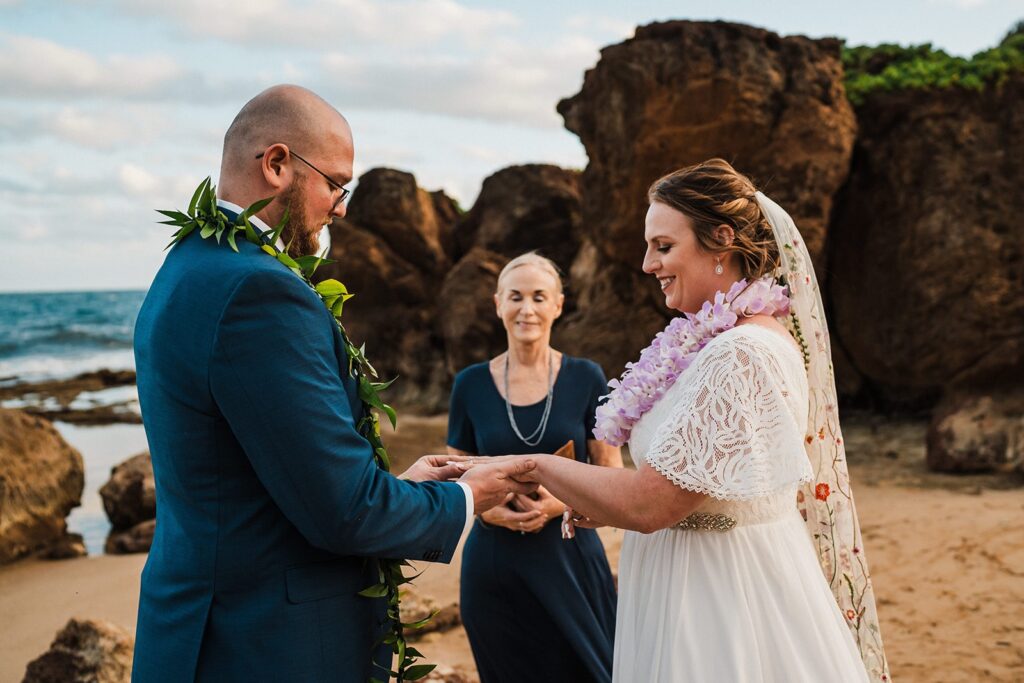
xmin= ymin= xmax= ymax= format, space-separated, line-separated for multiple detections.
xmin=648 ymin=158 xmax=780 ymax=279
xmin=495 ymin=252 xmax=564 ymax=295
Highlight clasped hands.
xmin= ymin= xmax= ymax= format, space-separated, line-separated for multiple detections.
xmin=399 ymin=454 xmax=556 ymax=527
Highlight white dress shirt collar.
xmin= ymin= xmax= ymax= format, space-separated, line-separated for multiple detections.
xmin=216 ymin=199 xmax=285 ymax=251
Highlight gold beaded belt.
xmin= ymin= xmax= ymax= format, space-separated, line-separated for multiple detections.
xmin=672 ymin=512 xmax=737 ymax=532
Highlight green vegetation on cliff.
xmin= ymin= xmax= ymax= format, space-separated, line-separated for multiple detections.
xmin=842 ymin=21 xmax=1024 ymax=105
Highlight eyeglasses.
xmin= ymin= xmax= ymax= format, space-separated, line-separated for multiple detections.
xmin=255 ymin=149 xmax=351 ymax=208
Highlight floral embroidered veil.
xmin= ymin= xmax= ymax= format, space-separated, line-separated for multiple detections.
xmin=756 ymin=191 xmax=892 ymax=682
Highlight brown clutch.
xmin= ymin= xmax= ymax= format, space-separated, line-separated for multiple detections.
xmin=553 ymin=440 xmax=575 ymax=460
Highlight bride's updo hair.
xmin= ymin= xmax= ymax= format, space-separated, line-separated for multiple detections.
xmin=648 ymin=158 xmax=779 ymax=280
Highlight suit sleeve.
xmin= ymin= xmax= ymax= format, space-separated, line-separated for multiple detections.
xmin=208 ymin=268 xmax=466 ymax=562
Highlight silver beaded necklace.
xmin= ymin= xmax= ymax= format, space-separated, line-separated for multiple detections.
xmin=503 ymin=349 xmax=555 ymax=447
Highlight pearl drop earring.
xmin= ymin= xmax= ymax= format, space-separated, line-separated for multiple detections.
xmin=714 ymin=258 xmax=724 ymax=275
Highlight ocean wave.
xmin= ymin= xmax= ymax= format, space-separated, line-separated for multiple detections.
xmin=0 ymin=326 xmax=134 ymax=354
xmin=0 ymin=349 xmax=136 ymax=384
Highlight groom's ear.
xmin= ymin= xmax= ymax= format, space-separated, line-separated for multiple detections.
xmin=259 ymin=144 xmax=291 ymax=190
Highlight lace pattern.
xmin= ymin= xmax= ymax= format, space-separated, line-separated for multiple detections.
xmin=632 ymin=326 xmax=812 ymax=501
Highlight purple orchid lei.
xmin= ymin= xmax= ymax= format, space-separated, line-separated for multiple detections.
xmin=593 ymin=276 xmax=791 ymax=447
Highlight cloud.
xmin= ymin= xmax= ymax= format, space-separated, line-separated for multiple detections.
xmin=118 ymin=163 xmax=160 ymax=195
xmin=565 ymin=14 xmax=636 ymax=40
xmin=101 ymin=0 xmax=518 ymax=51
xmin=0 ymin=33 xmax=262 ymax=103
xmin=929 ymin=0 xmax=991 ymax=6
xmin=0 ymin=104 xmax=176 ymax=150
xmin=319 ymin=35 xmax=601 ymax=127
xmin=0 ymin=34 xmax=185 ymax=98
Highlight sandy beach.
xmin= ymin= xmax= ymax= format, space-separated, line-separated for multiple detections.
xmin=2 ymin=414 xmax=1021 ymax=682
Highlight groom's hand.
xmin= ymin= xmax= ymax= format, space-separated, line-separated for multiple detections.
xmin=459 ymin=457 xmax=539 ymax=515
xmin=399 ymin=454 xmax=472 ymax=483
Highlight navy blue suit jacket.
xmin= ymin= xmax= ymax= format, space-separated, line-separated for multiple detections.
xmin=131 ymin=219 xmax=466 ymax=681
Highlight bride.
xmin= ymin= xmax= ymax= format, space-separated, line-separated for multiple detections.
xmin=515 ymin=159 xmax=891 ymax=682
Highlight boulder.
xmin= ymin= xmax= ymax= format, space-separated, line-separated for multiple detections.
xmin=399 ymin=587 xmax=461 ymax=638
xmin=104 ymin=519 xmax=155 ymax=555
xmin=552 ymin=242 xmax=669 ymax=376
xmin=317 ymin=169 xmax=459 ymax=411
xmin=454 ymin=164 xmax=583 ymax=276
xmin=556 ymin=20 xmax=856 ymax=375
xmin=926 ymin=391 xmax=1024 ymax=473
xmin=39 ymin=533 xmax=86 ymax=560
xmin=99 ymin=452 xmax=154 ymax=531
xmin=22 ymin=618 xmax=133 ymax=683
xmin=0 ymin=409 xmax=84 ymax=564
xmin=827 ymin=76 xmax=1024 ymax=410
xmin=559 ymin=20 xmax=855 ymax=268
xmin=438 ymin=248 xmax=507 ymax=376
xmin=344 ymin=168 xmax=455 ymax=276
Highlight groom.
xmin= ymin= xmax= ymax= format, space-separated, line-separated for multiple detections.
xmin=131 ymin=85 xmax=536 ymax=681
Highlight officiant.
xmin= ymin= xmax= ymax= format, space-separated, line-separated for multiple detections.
xmin=446 ymin=252 xmax=622 ymax=683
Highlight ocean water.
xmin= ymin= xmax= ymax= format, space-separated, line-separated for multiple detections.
xmin=0 ymin=290 xmax=148 ymax=554
xmin=0 ymin=290 xmax=145 ymax=384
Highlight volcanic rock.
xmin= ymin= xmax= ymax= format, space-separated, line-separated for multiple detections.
xmin=556 ymin=20 xmax=856 ymax=374
xmin=22 ymin=618 xmax=133 ymax=683
xmin=438 ymin=248 xmax=507 ymax=377
xmin=99 ymin=452 xmax=155 ymax=531
xmin=926 ymin=391 xmax=1024 ymax=473
xmin=827 ymin=76 xmax=1024 ymax=411
xmin=454 ymin=164 xmax=582 ymax=276
xmin=317 ymin=168 xmax=460 ymax=411
xmin=0 ymin=409 xmax=84 ymax=564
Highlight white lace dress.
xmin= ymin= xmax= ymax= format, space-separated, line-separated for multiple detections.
xmin=613 ymin=325 xmax=869 ymax=682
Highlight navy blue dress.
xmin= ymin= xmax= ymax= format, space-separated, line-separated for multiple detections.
xmin=448 ymin=355 xmax=617 ymax=683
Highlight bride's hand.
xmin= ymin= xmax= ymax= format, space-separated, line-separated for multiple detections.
xmin=476 ymin=453 xmax=548 ymax=482
xmin=479 ymin=504 xmax=546 ymax=533
xmin=564 ymin=507 xmax=604 ymax=530
xmin=399 ymin=454 xmax=471 ymax=482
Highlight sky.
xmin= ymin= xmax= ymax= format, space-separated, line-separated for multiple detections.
xmin=1 ymin=0 xmax=1021 ymax=292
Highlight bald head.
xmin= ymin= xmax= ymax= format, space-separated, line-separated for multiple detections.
xmin=222 ymin=84 xmax=350 ymax=170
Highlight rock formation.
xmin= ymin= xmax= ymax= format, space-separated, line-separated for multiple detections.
xmin=827 ymin=75 xmax=1024 ymax=472
xmin=0 ymin=409 xmax=84 ymax=564
xmin=318 ymin=168 xmax=459 ymax=411
xmin=454 ymin=164 xmax=582 ymax=276
xmin=317 ymin=165 xmax=584 ymax=410
xmin=555 ymin=20 xmax=856 ymax=373
xmin=926 ymin=391 xmax=1024 ymax=473
xmin=399 ymin=586 xmax=461 ymax=638
xmin=22 ymin=618 xmax=133 ymax=683
xmin=311 ymin=22 xmax=1021 ymax=475
xmin=827 ymin=76 xmax=1024 ymax=409
xmin=437 ymin=248 xmax=506 ymax=376
xmin=99 ymin=452 xmax=156 ymax=554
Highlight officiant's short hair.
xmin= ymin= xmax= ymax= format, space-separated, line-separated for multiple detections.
xmin=496 ymin=252 xmax=564 ymax=295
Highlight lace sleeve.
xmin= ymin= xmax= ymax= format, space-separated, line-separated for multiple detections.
xmin=644 ymin=333 xmax=813 ymax=500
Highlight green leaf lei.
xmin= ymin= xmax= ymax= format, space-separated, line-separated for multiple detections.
xmin=159 ymin=177 xmax=438 ymax=682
